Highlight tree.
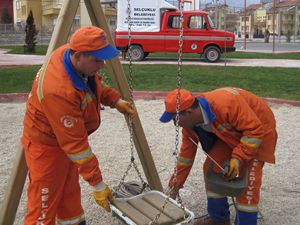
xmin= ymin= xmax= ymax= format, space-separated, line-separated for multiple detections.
xmin=24 ymin=10 xmax=38 ymax=53
xmin=1 ymin=7 xmax=12 ymax=24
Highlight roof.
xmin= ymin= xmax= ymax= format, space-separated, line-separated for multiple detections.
xmin=247 ymin=3 xmax=263 ymax=10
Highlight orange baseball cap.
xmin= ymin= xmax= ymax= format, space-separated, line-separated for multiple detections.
xmin=70 ymin=26 xmax=119 ymax=60
xmin=160 ymin=89 xmax=195 ymax=123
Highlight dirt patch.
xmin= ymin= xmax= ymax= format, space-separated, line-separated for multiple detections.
xmin=0 ymin=100 xmax=299 ymax=224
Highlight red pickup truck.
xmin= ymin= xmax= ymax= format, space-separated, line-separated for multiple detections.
xmin=114 ymin=10 xmax=235 ymax=62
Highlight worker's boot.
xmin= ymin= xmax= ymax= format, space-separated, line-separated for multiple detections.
xmin=193 ymin=215 xmax=230 ymax=225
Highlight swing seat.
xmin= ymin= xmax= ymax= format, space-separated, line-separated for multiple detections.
xmin=204 ymin=164 xmax=248 ymax=197
xmin=111 ymin=190 xmax=194 ymax=225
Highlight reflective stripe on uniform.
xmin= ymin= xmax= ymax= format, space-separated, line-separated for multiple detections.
xmin=220 ymin=87 xmax=240 ymax=95
xmin=67 ymin=147 xmax=94 ymax=164
xmin=178 ymin=156 xmax=194 ymax=167
xmin=100 ymin=81 xmax=108 ymax=92
xmin=206 ymin=190 xmax=225 ymax=198
xmin=80 ymin=93 xmax=94 ymax=110
xmin=241 ymin=136 xmax=262 ymax=148
xmin=237 ymin=204 xmax=258 ymax=212
xmin=37 ymin=59 xmax=51 ymax=102
xmin=57 ymin=213 xmax=85 ymax=225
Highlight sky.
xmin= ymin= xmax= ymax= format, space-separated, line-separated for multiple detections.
xmin=166 ymin=0 xmax=262 ymax=10
xmin=201 ymin=0 xmax=261 ymax=9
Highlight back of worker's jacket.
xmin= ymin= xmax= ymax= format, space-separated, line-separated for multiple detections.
xmin=172 ymin=87 xmax=277 ymax=188
xmin=22 ymin=44 xmax=120 ymax=186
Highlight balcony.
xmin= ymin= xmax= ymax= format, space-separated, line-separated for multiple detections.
xmin=42 ymin=1 xmax=62 ymax=16
xmin=282 ymin=19 xmax=294 ymax=25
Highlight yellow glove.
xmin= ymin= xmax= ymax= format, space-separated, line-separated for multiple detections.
xmin=93 ymin=182 xmax=114 ymax=212
xmin=226 ymin=158 xmax=240 ymax=180
xmin=115 ymin=99 xmax=137 ymax=119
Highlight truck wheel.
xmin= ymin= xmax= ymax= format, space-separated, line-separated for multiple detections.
xmin=203 ymin=46 xmax=221 ymax=63
xmin=128 ymin=45 xmax=144 ymax=61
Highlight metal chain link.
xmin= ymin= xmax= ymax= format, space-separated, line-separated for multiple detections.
xmin=149 ymin=1 xmax=186 ymax=224
xmin=114 ymin=0 xmax=149 ymax=195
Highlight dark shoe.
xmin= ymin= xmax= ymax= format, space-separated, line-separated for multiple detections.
xmin=193 ymin=215 xmax=230 ymax=225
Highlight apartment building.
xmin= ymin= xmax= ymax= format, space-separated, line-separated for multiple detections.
xmin=203 ymin=3 xmax=238 ymax=33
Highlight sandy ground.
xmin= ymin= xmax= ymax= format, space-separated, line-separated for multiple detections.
xmin=0 ymin=100 xmax=300 ymax=225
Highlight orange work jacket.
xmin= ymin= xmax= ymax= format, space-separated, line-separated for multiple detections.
xmin=172 ymin=87 xmax=277 ymax=188
xmin=22 ymin=44 xmax=121 ymax=186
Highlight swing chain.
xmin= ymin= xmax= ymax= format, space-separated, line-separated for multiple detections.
xmin=149 ymin=1 xmax=186 ymax=224
xmin=127 ymin=0 xmax=133 ymax=99
xmin=114 ymin=0 xmax=149 ymax=197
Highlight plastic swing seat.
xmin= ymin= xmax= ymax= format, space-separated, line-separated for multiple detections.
xmin=111 ymin=190 xmax=194 ymax=225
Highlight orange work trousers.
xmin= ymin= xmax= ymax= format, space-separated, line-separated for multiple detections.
xmin=22 ymin=137 xmax=85 ymax=225
xmin=203 ymin=140 xmax=264 ymax=207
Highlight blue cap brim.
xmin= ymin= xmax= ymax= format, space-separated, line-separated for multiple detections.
xmin=88 ymin=44 xmax=120 ymax=60
xmin=160 ymin=111 xmax=176 ymax=123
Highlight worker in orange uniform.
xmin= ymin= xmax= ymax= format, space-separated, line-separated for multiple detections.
xmin=21 ymin=26 xmax=136 ymax=225
xmin=160 ymin=88 xmax=277 ymax=225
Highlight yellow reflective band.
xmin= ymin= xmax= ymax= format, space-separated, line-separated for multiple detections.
xmin=206 ymin=190 xmax=225 ymax=198
xmin=237 ymin=204 xmax=258 ymax=212
xmin=57 ymin=213 xmax=85 ymax=225
xmin=178 ymin=157 xmax=194 ymax=167
xmin=241 ymin=136 xmax=262 ymax=148
xmin=221 ymin=87 xmax=240 ymax=95
xmin=80 ymin=93 xmax=94 ymax=110
xmin=100 ymin=81 xmax=108 ymax=92
xmin=67 ymin=147 xmax=94 ymax=164
xmin=217 ymin=124 xmax=226 ymax=134
xmin=37 ymin=60 xmax=51 ymax=102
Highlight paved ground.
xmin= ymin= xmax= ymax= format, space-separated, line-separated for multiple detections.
xmin=1 ymin=48 xmax=300 ymax=68
xmin=235 ymin=40 xmax=300 ymax=52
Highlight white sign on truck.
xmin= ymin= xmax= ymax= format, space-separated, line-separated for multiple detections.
xmin=117 ymin=0 xmax=176 ymax=32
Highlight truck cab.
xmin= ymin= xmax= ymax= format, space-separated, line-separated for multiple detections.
xmin=115 ymin=10 xmax=235 ymax=62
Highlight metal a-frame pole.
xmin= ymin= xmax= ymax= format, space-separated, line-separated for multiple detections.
xmin=84 ymin=0 xmax=162 ymax=191
xmin=0 ymin=1 xmax=162 ymax=224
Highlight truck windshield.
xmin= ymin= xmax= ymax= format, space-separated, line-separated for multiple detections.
xmin=207 ymin=15 xmax=216 ymax=29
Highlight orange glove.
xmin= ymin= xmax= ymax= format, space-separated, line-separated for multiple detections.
xmin=93 ymin=182 xmax=114 ymax=212
xmin=115 ymin=99 xmax=137 ymax=119
xmin=226 ymin=158 xmax=240 ymax=180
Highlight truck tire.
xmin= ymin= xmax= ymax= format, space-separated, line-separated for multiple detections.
xmin=128 ymin=45 xmax=144 ymax=61
xmin=203 ymin=46 xmax=221 ymax=63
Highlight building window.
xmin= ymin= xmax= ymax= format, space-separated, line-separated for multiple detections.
xmin=22 ymin=6 xmax=26 ymax=16
xmin=268 ymin=15 xmax=272 ymax=20
xmin=74 ymin=16 xmax=80 ymax=25
xmin=16 ymin=0 xmax=21 ymax=10
xmin=110 ymin=20 xmax=116 ymax=26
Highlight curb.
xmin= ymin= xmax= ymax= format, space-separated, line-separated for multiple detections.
xmin=1 ymin=92 xmax=300 ymax=107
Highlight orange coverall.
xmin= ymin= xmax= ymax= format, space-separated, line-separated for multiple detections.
xmin=21 ymin=44 xmax=120 ymax=225
xmin=169 ymin=87 xmax=277 ymax=224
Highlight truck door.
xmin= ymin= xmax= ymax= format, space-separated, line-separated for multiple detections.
xmin=184 ymin=14 xmax=210 ymax=53
xmin=164 ymin=14 xmax=181 ymax=52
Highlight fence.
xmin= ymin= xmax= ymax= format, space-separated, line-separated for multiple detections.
xmin=0 ymin=24 xmax=80 ymax=46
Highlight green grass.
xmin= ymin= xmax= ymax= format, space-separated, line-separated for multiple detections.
xmin=1 ymin=64 xmax=299 ymax=101
xmin=150 ymin=51 xmax=300 ymax=60
xmin=1 ymin=45 xmax=300 ymax=59
xmin=0 ymin=45 xmax=48 ymax=55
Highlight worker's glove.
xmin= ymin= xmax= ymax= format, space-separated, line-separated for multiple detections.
xmin=93 ymin=182 xmax=114 ymax=212
xmin=164 ymin=186 xmax=179 ymax=200
xmin=226 ymin=158 xmax=240 ymax=180
xmin=115 ymin=99 xmax=137 ymax=119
